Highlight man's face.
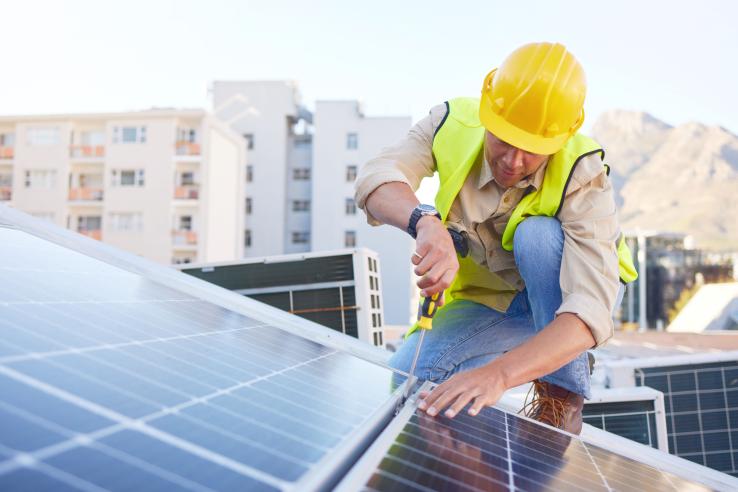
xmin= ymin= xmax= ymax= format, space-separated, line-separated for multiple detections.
xmin=484 ymin=131 xmax=549 ymax=188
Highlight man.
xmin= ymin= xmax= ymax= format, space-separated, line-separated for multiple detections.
xmin=354 ymin=42 xmax=636 ymax=434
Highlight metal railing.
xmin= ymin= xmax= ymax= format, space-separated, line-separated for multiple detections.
xmin=172 ymin=230 xmax=198 ymax=245
xmin=69 ymin=187 xmax=104 ymax=201
xmin=175 ymin=142 xmax=200 ymax=156
xmin=70 ymin=145 xmax=105 ymax=158
xmin=174 ymin=185 xmax=199 ymax=199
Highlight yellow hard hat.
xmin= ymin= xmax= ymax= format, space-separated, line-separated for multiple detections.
xmin=479 ymin=42 xmax=586 ymax=155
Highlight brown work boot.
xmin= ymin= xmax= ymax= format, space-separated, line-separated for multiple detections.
xmin=520 ymin=380 xmax=584 ymax=435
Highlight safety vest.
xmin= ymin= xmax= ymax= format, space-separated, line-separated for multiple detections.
xmin=406 ymin=97 xmax=637 ymax=336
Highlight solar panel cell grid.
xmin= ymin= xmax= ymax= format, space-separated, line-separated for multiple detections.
xmin=0 ymin=227 xmax=400 ymax=490
xmin=640 ymin=361 xmax=738 ymax=476
xmin=350 ymin=402 xmax=711 ymax=492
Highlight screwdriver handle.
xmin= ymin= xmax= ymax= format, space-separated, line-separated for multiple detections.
xmin=416 ymin=292 xmax=441 ymax=330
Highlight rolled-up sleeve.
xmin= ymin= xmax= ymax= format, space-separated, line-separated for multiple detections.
xmin=354 ymin=104 xmax=446 ymax=225
xmin=555 ymin=156 xmax=621 ymax=346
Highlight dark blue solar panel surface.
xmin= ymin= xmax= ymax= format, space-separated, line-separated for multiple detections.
xmin=638 ymin=361 xmax=738 ymax=476
xmin=361 ymin=405 xmax=709 ymax=492
xmin=0 ymin=227 xmax=399 ymax=491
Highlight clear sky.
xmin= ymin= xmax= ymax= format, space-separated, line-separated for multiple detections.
xmin=2 ymin=0 xmax=737 ymax=134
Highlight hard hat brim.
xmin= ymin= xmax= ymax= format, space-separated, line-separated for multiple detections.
xmin=478 ymin=97 xmax=569 ymax=155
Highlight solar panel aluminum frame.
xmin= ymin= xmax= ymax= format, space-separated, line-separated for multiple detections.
xmin=0 ymin=204 xmax=391 ymax=369
xmin=336 ymin=382 xmax=738 ymax=492
xmin=584 ymin=386 xmax=668 ymax=451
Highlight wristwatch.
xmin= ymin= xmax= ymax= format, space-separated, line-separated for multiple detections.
xmin=407 ymin=204 xmax=441 ymax=239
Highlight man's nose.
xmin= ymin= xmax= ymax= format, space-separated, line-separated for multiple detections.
xmin=503 ymin=147 xmax=525 ymax=169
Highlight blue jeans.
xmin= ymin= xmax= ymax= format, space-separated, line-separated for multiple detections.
xmin=390 ymin=216 xmax=593 ymax=398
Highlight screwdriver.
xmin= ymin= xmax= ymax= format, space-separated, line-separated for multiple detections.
xmin=398 ymin=292 xmax=442 ymax=408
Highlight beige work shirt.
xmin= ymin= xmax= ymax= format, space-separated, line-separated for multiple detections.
xmin=354 ymin=103 xmax=621 ymax=346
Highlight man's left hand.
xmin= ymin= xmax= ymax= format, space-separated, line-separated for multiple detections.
xmin=416 ymin=363 xmax=507 ymax=419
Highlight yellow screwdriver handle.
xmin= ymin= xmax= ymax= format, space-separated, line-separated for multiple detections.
xmin=416 ymin=292 xmax=441 ymax=330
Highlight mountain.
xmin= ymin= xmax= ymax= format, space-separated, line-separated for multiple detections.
xmin=590 ymin=111 xmax=738 ymax=250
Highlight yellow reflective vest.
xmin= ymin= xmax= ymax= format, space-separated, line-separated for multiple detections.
xmin=406 ymin=97 xmax=637 ymax=337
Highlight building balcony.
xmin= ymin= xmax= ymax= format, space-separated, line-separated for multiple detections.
xmin=172 ymin=230 xmax=198 ymax=246
xmin=175 ymin=142 xmax=200 ymax=156
xmin=174 ymin=185 xmax=199 ymax=200
xmin=69 ymin=187 xmax=104 ymax=201
xmin=70 ymin=145 xmax=105 ymax=159
xmin=0 ymin=147 xmax=13 ymax=160
xmin=0 ymin=187 xmax=11 ymax=201
xmin=78 ymin=229 xmax=102 ymax=240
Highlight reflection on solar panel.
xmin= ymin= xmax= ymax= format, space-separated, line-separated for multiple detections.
xmin=0 ymin=226 xmax=399 ymax=491
xmin=636 ymin=360 xmax=738 ymax=476
xmin=338 ymin=386 xmax=723 ymax=492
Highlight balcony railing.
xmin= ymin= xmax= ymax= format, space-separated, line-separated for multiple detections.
xmin=0 ymin=147 xmax=13 ymax=159
xmin=69 ymin=187 xmax=104 ymax=201
xmin=172 ymin=230 xmax=198 ymax=245
xmin=0 ymin=187 xmax=11 ymax=201
xmin=175 ymin=142 xmax=200 ymax=156
xmin=70 ymin=145 xmax=105 ymax=158
xmin=174 ymin=185 xmax=199 ymax=199
xmin=78 ymin=229 xmax=102 ymax=240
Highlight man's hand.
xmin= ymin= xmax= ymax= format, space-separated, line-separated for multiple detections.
xmin=412 ymin=216 xmax=459 ymax=298
xmin=416 ymin=363 xmax=506 ymax=419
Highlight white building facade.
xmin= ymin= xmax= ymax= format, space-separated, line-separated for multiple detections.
xmin=211 ymin=82 xmax=416 ymax=326
xmin=311 ymin=100 xmax=416 ymax=326
xmin=0 ymin=110 xmax=245 ymax=265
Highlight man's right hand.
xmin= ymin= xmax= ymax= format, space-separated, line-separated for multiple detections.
xmin=412 ymin=216 xmax=459 ymax=298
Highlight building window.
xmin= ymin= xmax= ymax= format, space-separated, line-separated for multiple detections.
xmin=113 ymin=126 xmax=146 ymax=144
xmin=244 ymin=229 xmax=252 ymax=248
xmin=345 ymin=230 xmax=356 ymax=247
xmin=293 ymin=168 xmax=311 ymax=180
xmin=0 ymin=132 xmax=16 ymax=147
xmin=373 ymin=332 xmax=379 ymax=346
xmin=346 ymin=165 xmax=358 ymax=182
xmin=246 ymin=165 xmax=253 ymax=182
xmin=24 ymin=170 xmax=56 ymax=189
xmin=346 ymin=133 xmax=358 ymax=150
xmin=111 ymin=169 xmax=145 ymax=187
xmin=109 ymin=212 xmax=143 ymax=231
xmin=172 ymin=256 xmax=194 ymax=265
xmin=26 ymin=127 xmax=60 ymax=146
xmin=292 ymin=200 xmax=310 ymax=212
xmin=243 ymin=133 xmax=254 ymax=150
xmin=176 ymin=128 xmax=198 ymax=143
xmin=292 ymin=231 xmax=310 ymax=244
xmin=180 ymin=171 xmax=195 ymax=186
xmin=245 ymin=197 xmax=252 ymax=215
xmin=77 ymin=215 xmax=102 ymax=231
xmin=178 ymin=215 xmax=193 ymax=231
xmin=372 ymin=313 xmax=377 ymax=328
xmin=345 ymin=198 xmax=357 ymax=215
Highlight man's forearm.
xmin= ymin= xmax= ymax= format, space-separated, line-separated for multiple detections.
xmin=364 ymin=182 xmax=419 ymax=231
xmin=493 ymin=313 xmax=596 ymax=391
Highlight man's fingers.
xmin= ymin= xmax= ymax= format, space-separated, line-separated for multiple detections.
xmin=468 ymin=395 xmax=490 ymax=416
xmin=423 ymin=386 xmax=462 ymax=417
xmin=444 ymin=390 xmax=479 ymax=419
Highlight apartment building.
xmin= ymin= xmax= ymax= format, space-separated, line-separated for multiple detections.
xmin=0 ymin=110 xmax=245 ymax=265
xmin=311 ymin=100 xmax=416 ymax=326
xmin=211 ymin=81 xmax=416 ymax=325
xmin=212 ymin=81 xmax=313 ymax=257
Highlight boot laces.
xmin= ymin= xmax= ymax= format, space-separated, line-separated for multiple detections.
xmin=520 ymin=380 xmax=566 ymax=429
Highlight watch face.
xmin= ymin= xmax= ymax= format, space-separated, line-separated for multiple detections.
xmin=418 ymin=204 xmax=437 ymax=214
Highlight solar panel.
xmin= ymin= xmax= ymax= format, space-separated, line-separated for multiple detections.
xmin=337 ymin=384 xmax=730 ymax=492
xmin=0 ymin=224 xmax=401 ymax=491
xmin=635 ymin=359 xmax=738 ymax=476
xmin=583 ymin=399 xmax=660 ymax=448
